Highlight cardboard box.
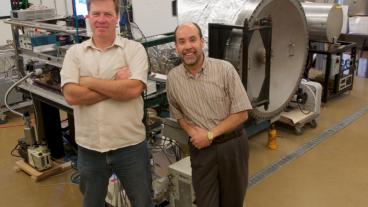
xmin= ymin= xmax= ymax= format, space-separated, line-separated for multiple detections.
xmin=358 ymin=50 xmax=368 ymax=59
xmin=349 ymin=17 xmax=368 ymax=34
xmin=357 ymin=58 xmax=367 ymax=77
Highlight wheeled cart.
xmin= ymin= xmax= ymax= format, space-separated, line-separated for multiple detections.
xmin=278 ymin=109 xmax=319 ymax=135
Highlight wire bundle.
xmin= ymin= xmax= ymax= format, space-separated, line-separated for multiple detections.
xmin=64 ymin=151 xmax=80 ymax=183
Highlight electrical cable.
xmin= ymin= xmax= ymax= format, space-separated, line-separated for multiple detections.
xmin=123 ymin=4 xmax=134 ymax=40
xmin=48 ymin=169 xmax=76 ymax=178
xmin=155 ymin=137 xmax=188 ymax=157
xmin=0 ymin=122 xmax=35 ymax=129
xmin=17 ymin=0 xmax=25 ymax=9
xmin=132 ymin=23 xmax=152 ymax=72
xmin=153 ymin=143 xmax=172 ymax=164
xmin=34 ymin=180 xmax=79 ymax=187
xmin=11 ymin=144 xmax=21 ymax=157
xmin=297 ymin=99 xmax=311 ymax=115
xmin=161 ymin=138 xmax=175 ymax=157
xmin=64 ymin=151 xmax=80 ymax=183
xmin=33 ymin=156 xmax=79 ymax=187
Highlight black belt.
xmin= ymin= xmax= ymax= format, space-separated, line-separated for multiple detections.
xmin=213 ymin=125 xmax=244 ymax=144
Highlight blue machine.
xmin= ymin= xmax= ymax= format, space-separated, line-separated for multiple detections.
xmin=19 ymin=34 xmax=57 ymax=51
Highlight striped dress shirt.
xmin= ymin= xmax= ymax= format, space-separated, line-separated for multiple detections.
xmin=167 ymin=56 xmax=252 ymax=131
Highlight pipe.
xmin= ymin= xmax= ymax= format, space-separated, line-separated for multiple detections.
xmin=73 ymin=0 xmax=80 ymax=43
xmin=148 ymin=115 xmax=165 ymax=124
xmin=4 ymin=69 xmax=42 ymax=117
xmin=54 ymin=0 xmax=58 ymax=16
xmin=64 ymin=0 xmax=69 ymax=16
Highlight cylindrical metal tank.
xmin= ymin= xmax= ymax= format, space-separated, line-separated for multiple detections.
xmin=226 ymin=0 xmax=309 ymax=120
xmin=335 ymin=0 xmax=368 ymax=15
xmin=302 ymin=3 xmax=343 ymax=43
xmin=179 ymin=0 xmax=309 ymax=120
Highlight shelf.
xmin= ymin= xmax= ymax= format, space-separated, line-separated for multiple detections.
xmin=4 ymin=19 xmax=85 ymax=35
xmin=0 ymin=52 xmax=15 ymax=58
xmin=19 ymin=49 xmax=64 ymax=68
xmin=340 ymin=33 xmax=368 ymax=38
xmin=17 ymin=82 xmax=72 ymax=113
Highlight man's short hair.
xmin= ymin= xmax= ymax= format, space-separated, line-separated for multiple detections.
xmin=87 ymin=0 xmax=120 ymax=15
xmin=174 ymin=22 xmax=203 ymax=43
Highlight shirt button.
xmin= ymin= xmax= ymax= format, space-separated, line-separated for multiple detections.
xmin=200 ymin=95 xmax=202 ymax=98
xmin=196 ymin=80 xmax=199 ymax=83
xmin=204 ymin=109 xmax=207 ymax=112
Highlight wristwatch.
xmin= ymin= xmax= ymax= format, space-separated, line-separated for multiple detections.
xmin=207 ymin=130 xmax=214 ymax=140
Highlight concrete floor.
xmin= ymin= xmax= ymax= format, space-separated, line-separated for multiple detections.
xmin=0 ymin=74 xmax=367 ymax=207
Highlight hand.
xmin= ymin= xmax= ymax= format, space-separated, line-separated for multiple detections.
xmin=115 ymin=66 xmax=131 ymax=80
xmin=79 ymin=76 xmax=94 ymax=89
xmin=190 ymin=126 xmax=212 ymax=149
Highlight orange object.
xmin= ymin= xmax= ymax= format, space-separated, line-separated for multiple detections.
xmin=267 ymin=124 xmax=278 ymax=149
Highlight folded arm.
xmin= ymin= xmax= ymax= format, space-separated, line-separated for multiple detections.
xmin=79 ymin=76 xmax=145 ymax=101
xmin=63 ymin=83 xmax=108 ymax=106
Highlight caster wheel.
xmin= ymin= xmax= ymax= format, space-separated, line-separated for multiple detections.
xmin=294 ymin=127 xmax=304 ymax=135
xmin=0 ymin=116 xmax=8 ymax=124
xmin=310 ymin=120 xmax=317 ymax=128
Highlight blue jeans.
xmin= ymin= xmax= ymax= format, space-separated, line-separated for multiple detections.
xmin=78 ymin=139 xmax=154 ymax=207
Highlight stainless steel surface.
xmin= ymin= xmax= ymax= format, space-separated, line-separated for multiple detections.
xmin=4 ymin=19 xmax=85 ymax=34
xmin=0 ymin=52 xmax=14 ymax=58
xmin=19 ymin=49 xmax=64 ymax=68
xmin=24 ymin=126 xmax=37 ymax=145
xmin=335 ymin=0 xmax=368 ymax=15
xmin=10 ymin=8 xmax=55 ymax=21
xmin=17 ymin=82 xmax=71 ymax=109
xmin=226 ymin=0 xmax=309 ymax=120
xmin=162 ymin=118 xmax=189 ymax=146
xmin=302 ymin=3 xmax=343 ymax=43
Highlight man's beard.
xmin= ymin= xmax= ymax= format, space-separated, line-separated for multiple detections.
xmin=182 ymin=49 xmax=201 ymax=66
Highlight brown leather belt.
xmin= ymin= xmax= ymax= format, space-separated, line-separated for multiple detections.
xmin=213 ymin=125 xmax=244 ymax=144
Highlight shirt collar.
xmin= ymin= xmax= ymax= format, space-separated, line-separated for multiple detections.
xmin=83 ymin=35 xmax=125 ymax=51
xmin=181 ymin=55 xmax=208 ymax=79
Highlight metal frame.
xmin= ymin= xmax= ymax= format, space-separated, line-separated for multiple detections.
xmin=6 ymin=18 xmax=174 ymax=153
xmin=308 ymin=41 xmax=357 ymax=103
xmin=208 ymin=16 xmax=273 ymax=110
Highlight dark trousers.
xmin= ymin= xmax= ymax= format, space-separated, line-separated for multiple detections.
xmin=189 ymin=130 xmax=250 ymax=207
xmin=78 ymin=140 xmax=154 ymax=207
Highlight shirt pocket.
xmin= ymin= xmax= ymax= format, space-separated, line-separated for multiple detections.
xmin=80 ymin=60 xmax=96 ymax=77
xmin=206 ymin=96 xmax=231 ymax=121
xmin=106 ymin=57 xmax=128 ymax=80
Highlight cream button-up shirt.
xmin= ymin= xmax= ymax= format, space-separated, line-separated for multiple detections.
xmin=60 ymin=35 xmax=148 ymax=152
